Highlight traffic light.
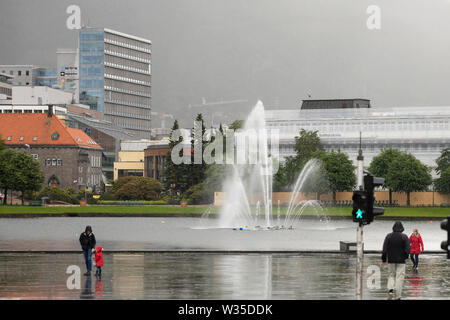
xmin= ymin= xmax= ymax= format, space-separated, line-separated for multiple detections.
xmin=441 ymin=218 xmax=449 ymax=259
xmin=352 ymin=190 xmax=368 ymax=223
xmin=364 ymin=174 xmax=385 ymax=224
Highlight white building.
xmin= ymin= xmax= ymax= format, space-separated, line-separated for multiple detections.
xmin=11 ymin=86 xmax=73 ymax=105
xmin=265 ymin=104 xmax=450 ymax=177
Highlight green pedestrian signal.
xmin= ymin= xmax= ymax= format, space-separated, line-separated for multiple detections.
xmin=352 ymin=173 xmax=386 ymax=225
xmin=356 ymin=209 xmax=363 ymax=219
xmin=352 ymin=190 xmax=368 ymax=223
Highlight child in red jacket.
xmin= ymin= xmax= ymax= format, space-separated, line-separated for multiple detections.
xmin=94 ymin=246 xmax=104 ymax=277
xmin=409 ymin=229 xmax=424 ymax=272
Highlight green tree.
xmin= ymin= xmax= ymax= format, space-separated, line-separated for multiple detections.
xmin=228 ymin=120 xmax=244 ymax=130
xmin=12 ymin=151 xmax=44 ymax=204
xmin=189 ymin=114 xmax=207 ymax=188
xmin=313 ymin=150 xmax=356 ymax=203
xmin=0 ymin=149 xmax=16 ymax=205
xmin=273 ymin=129 xmax=321 ymax=191
xmin=386 ymin=153 xmax=432 ymax=206
xmin=0 ymin=136 xmax=6 ymax=152
xmin=0 ymin=150 xmax=43 ymax=205
xmin=434 ymin=148 xmax=450 ymax=194
xmin=164 ymin=120 xmax=191 ymax=196
xmin=368 ymin=148 xmax=403 ymax=204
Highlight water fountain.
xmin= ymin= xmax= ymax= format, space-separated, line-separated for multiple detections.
xmin=214 ymin=101 xmax=330 ymax=230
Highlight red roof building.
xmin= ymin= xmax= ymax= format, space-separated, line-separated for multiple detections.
xmin=0 ymin=111 xmax=103 ymax=191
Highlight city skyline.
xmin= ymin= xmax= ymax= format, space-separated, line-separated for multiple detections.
xmin=2 ymin=0 xmax=450 ymax=126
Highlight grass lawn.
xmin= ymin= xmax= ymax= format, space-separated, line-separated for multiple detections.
xmin=0 ymin=205 xmax=448 ymax=218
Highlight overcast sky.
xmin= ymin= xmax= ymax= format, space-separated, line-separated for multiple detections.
xmin=1 ymin=0 xmax=450 ymax=126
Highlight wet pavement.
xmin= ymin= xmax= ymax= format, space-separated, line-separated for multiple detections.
xmin=0 ymin=252 xmax=449 ymax=300
xmin=0 ymin=217 xmax=446 ymax=251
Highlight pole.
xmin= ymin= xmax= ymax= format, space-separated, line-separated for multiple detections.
xmin=356 ymin=221 xmax=364 ymax=300
xmin=356 ymin=131 xmax=364 ymax=300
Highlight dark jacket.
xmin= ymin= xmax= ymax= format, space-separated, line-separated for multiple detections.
xmin=79 ymin=231 xmax=96 ymax=251
xmin=382 ymin=221 xmax=411 ymax=263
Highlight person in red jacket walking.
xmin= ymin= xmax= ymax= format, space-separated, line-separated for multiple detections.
xmin=94 ymin=246 xmax=104 ymax=278
xmin=409 ymin=229 xmax=424 ymax=272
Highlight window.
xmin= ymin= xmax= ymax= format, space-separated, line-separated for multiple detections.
xmin=46 ymin=159 xmax=51 ymax=166
xmin=32 ymin=154 xmax=38 ymax=161
xmin=7 ymin=136 xmax=11 ymax=141
xmin=57 ymin=159 xmax=62 ymax=166
xmin=33 ymin=136 xmax=37 ymax=141
xmin=18 ymin=71 xmax=22 ymax=76
xmin=52 ymin=158 xmax=57 ymax=166
xmin=26 ymin=70 xmax=29 ymax=76
xmin=19 ymin=136 xmax=24 ymax=141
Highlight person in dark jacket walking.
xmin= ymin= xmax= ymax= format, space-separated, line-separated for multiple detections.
xmin=381 ymin=221 xmax=411 ymax=300
xmin=79 ymin=226 xmax=96 ymax=276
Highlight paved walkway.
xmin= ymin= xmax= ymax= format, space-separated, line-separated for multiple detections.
xmin=0 ymin=252 xmax=448 ymax=300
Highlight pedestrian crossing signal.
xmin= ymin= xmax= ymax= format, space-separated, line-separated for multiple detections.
xmin=355 ymin=209 xmax=363 ymax=219
xmin=352 ymin=190 xmax=368 ymax=223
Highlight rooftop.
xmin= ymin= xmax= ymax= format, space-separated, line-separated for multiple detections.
xmin=0 ymin=113 xmax=102 ymax=149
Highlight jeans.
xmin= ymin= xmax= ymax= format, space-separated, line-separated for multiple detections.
xmin=410 ymin=254 xmax=419 ymax=268
xmin=83 ymin=248 xmax=92 ymax=272
xmin=387 ymin=263 xmax=406 ymax=299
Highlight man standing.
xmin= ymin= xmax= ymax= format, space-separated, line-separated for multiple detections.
xmin=381 ymin=221 xmax=411 ymax=300
xmin=79 ymin=225 xmax=96 ymax=276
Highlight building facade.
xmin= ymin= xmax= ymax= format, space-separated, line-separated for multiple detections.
xmin=265 ymin=104 xmax=450 ymax=177
xmin=0 ymin=72 xmax=13 ymax=102
xmin=57 ymin=48 xmax=79 ymax=101
xmin=79 ymin=28 xmax=152 ymax=139
xmin=0 ymin=110 xmax=103 ymax=191
xmin=0 ymin=65 xmax=57 ymax=87
xmin=114 ymin=151 xmax=145 ymax=180
xmin=144 ymin=144 xmax=170 ymax=182
xmin=65 ymin=111 xmax=137 ymax=181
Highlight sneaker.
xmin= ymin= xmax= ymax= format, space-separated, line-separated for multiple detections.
xmin=84 ymin=271 xmax=91 ymax=276
xmin=387 ymin=290 xmax=394 ymax=300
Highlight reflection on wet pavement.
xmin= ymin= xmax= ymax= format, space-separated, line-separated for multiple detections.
xmin=0 ymin=253 xmax=448 ymax=300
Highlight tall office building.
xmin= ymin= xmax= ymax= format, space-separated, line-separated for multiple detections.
xmin=78 ymin=28 xmax=152 ymax=139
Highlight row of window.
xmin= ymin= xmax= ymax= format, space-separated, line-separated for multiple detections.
xmin=104 ymin=44 xmax=151 ymax=61
xmin=104 ymin=49 xmax=151 ymax=64
xmin=270 ymin=119 xmax=450 ymax=132
xmin=104 ymin=55 xmax=150 ymax=73
xmin=104 ymin=73 xmax=151 ymax=86
xmin=104 ymin=103 xmax=151 ymax=118
xmin=45 ymin=158 xmax=63 ymax=166
xmin=280 ymin=143 xmax=448 ymax=154
xmin=2 ymin=70 xmax=30 ymax=76
xmin=104 ymin=84 xmax=151 ymax=98
xmin=104 ymin=35 xmax=151 ymax=53
xmin=104 ymin=114 xmax=151 ymax=131
xmin=105 ymin=32 xmax=151 ymax=51
xmin=90 ymin=155 xmax=102 ymax=168
xmin=104 ymin=65 xmax=151 ymax=81
xmin=4 ymin=135 xmax=38 ymax=141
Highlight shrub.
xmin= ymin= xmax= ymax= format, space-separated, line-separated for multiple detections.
xmin=100 ymin=191 xmax=116 ymax=201
xmin=182 ymin=182 xmax=213 ymax=205
xmin=110 ymin=176 xmax=140 ymax=194
xmin=97 ymin=200 xmax=168 ymax=205
xmin=114 ymin=177 xmax=162 ymax=201
xmin=37 ymin=186 xmax=79 ymax=204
